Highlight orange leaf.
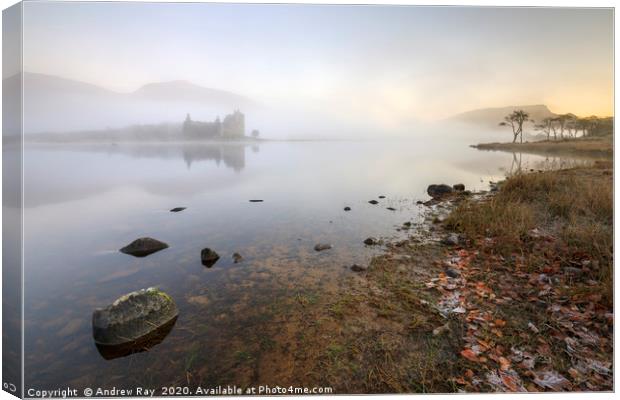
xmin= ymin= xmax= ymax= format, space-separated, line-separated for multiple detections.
xmin=494 ymin=319 xmax=507 ymax=327
xmin=499 ymin=356 xmax=511 ymax=371
xmin=502 ymin=373 xmax=518 ymax=392
xmin=460 ymin=348 xmax=479 ymax=362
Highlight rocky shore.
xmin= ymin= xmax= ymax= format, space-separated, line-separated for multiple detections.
xmin=295 ymin=162 xmax=612 ymax=393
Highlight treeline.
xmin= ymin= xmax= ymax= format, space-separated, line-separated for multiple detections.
xmin=500 ymin=110 xmax=613 ymax=143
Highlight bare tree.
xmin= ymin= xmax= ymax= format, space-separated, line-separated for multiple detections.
xmin=534 ymin=117 xmax=553 ymax=141
xmin=499 ymin=110 xmax=530 ymax=143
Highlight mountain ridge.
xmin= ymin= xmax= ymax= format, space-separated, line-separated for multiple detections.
xmin=449 ymin=104 xmax=558 ymax=126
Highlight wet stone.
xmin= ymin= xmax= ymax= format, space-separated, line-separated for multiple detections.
xmin=119 ymin=237 xmax=169 ymax=258
xmin=314 ymin=243 xmax=332 ymax=252
xmin=169 ymin=207 xmax=186 ymax=212
xmin=233 ymin=252 xmax=243 ymax=263
xmin=92 ymin=287 xmax=178 ymax=358
xmin=368 ymin=200 xmax=379 ymax=205
xmin=201 ymin=248 xmax=220 ymax=268
xmin=344 ymin=207 xmax=351 ymax=211
xmin=427 ymin=184 xmax=453 ymax=199
xmin=363 ymin=237 xmax=379 ymax=246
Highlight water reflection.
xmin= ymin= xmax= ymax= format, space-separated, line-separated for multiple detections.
xmin=31 ymin=142 xmax=250 ymax=172
xmin=94 ymin=316 xmax=178 ymax=360
xmin=502 ymin=151 xmax=598 ymax=175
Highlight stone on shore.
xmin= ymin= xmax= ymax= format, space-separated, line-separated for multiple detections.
xmin=314 ymin=243 xmax=332 ymax=252
xmin=119 ymin=237 xmax=169 ymax=257
xmin=441 ymin=233 xmax=461 ymax=246
xmin=427 ymin=184 xmax=454 ymax=199
xmin=350 ymin=264 xmax=367 ymax=272
xmin=201 ymin=248 xmax=220 ymax=268
xmin=453 ymin=183 xmax=465 ymax=191
xmin=363 ymin=237 xmax=379 ymax=246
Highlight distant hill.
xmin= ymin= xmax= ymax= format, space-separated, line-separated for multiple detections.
xmin=7 ymin=72 xmax=257 ymax=133
xmin=449 ymin=104 xmax=558 ymax=127
xmin=134 ymin=80 xmax=254 ymax=108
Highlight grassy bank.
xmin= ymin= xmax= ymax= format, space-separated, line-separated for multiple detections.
xmin=298 ymin=162 xmax=613 ymax=393
xmin=473 ymin=136 xmax=612 ymax=158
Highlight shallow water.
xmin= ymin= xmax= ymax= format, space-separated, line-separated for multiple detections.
xmin=19 ymin=139 xmax=591 ymax=390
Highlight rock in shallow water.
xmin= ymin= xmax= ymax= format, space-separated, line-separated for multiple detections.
xmin=363 ymin=237 xmax=379 ymax=246
xmin=233 ymin=252 xmax=243 ymax=263
xmin=201 ymin=248 xmax=220 ymax=267
xmin=170 ymin=207 xmax=186 ymax=212
xmin=344 ymin=207 xmax=351 ymax=211
xmin=368 ymin=200 xmax=379 ymax=205
xmin=350 ymin=264 xmax=367 ymax=272
xmin=119 ymin=237 xmax=169 ymax=257
xmin=314 ymin=243 xmax=332 ymax=251
xmin=92 ymin=287 xmax=178 ymax=356
xmin=427 ymin=184 xmax=453 ymax=199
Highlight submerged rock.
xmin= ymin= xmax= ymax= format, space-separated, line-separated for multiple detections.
xmin=314 ymin=243 xmax=332 ymax=252
xmin=350 ymin=264 xmax=367 ymax=272
xmin=344 ymin=207 xmax=351 ymax=211
xmin=368 ymin=200 xmax=379 ymax=205
xmin=92 ymin=287 xmax=178 ymax=359
xmin=233 ymin=252 xmax=243 ymax=263
xmin=119 ymin=237 xmax=169 ymax=257
xmin=169 ymin=207 xmax=186 ymax=212
xmin=453 ymin=183 xmax=465 ymax=191
xmin=363 ymin=237 xmax=379 ymax=246
xmin=201 ymin=248 xmax=220 ymax=268
xmin=427 ymin=184 xmax=453 ymax=199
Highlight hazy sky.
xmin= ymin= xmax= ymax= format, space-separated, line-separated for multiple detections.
xmin=23 ymin=3 xmax=613 ymax=122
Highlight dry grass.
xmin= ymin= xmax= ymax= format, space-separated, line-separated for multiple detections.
xmin=445 ymin=161 xmax=613 ymax=302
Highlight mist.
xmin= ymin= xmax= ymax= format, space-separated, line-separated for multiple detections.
xmin=17 ymin=3 xmax=612 ymax=141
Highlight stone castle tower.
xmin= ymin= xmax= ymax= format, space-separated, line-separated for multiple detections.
xmin=182 ymin=110 xmax=244 ymax=139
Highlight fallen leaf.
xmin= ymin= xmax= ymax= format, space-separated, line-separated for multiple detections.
xmin=461 ymin=348 xmax=479 ymax=362
xmin=533 ymin=370 xmax=572 ymax=391
xmin=499 ymin=356 xmax=511 ymax=371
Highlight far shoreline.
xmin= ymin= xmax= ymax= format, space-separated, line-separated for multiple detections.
xmin=471 ymin=135 xmax=612 ymax=158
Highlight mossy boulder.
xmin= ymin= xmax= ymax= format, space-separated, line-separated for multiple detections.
xmin=92 ymin=288 xmax=178 ymax=349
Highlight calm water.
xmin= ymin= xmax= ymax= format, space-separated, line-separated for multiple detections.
xmin=20 ymin=139 xmax=588 ymax=390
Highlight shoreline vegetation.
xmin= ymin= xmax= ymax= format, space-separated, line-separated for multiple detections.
xmin=472 ymin=135 xmax=613 ymax=158
xmin=284 ymin=158 xmax=612 ymax=392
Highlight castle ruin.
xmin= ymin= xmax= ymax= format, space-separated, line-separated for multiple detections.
xmin=182 ymin=110 xmax=245 ymax=140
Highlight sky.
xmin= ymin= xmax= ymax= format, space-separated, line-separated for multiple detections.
xmin=23 ymin=3 xmax=613 ymax=124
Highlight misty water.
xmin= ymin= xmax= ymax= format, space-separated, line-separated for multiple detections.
xmin=20 ymin=138 xmax=590 ymax=389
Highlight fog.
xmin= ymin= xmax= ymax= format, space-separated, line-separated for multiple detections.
xmin=16 ymin=4 xmax=613 ymax=140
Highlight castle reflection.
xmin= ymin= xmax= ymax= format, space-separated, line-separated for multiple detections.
xmin=35 ymin=142 xmax=252 ymax=172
